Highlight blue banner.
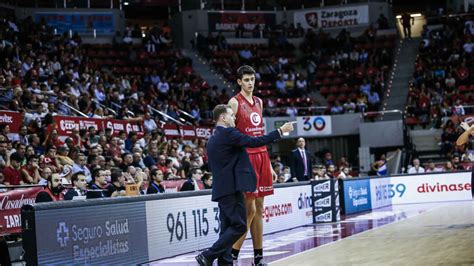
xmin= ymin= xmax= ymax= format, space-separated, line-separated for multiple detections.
xmin=343 ymin=179 xmax=372 ymax=214
xmin=34 ymin=12 xmax=115 ymax=35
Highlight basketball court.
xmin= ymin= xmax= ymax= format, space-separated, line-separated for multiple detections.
xmin=151 ymin=200 xmax=474 ymax=265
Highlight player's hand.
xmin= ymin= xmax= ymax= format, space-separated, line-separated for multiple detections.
xmin=460 ymin=122 xmax=470 ymax=131
xmin=271 ymin=169 xmax=278 ymax=182
xmin=280 ymin=121 xmax=296 ymax=134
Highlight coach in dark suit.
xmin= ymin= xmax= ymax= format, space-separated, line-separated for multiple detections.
xmin=196 ymin=104 xmax=294 ymax=266
xmin=289 ymin=137 xmax=312 ymax=182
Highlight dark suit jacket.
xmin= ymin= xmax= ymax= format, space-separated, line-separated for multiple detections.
xmin=207 ymin=126 xmax=281 ymax=201
xmin=289 ymin=148 xmax=312 ymax=181
xmin=64 ymin=188 xmax=80 ymax=200
xmin=180 ymin=178 xmax=196 ymax=191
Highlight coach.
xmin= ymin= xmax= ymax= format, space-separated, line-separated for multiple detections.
xmin=196 ymin=104 xmax=294 ymax=266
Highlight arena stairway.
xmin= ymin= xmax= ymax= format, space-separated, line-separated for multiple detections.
xmin=183 ymin=49 xmax=231 ymax=93
xmin=382 ymin=38 xmax=420 ymax=121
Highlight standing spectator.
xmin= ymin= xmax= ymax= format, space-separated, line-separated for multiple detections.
xmin=400 ymin=12 xmax=414 ymax=39
xmin=289 ymin=138 xmax=312 ymax=182
xmin=147 ymin=169 xmax=165 ymax=194
xmin=407 ymin=158 xmax=425 ymax=174
xmin=64 ymin=172 xmax=88 ymax=200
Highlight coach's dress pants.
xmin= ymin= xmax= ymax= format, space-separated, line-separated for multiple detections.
xmin=203 ymin=192 xmax=247 ymax=265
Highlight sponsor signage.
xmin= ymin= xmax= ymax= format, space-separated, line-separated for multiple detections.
xmin=32 ymin=202 xmax=148 ymax=264
xmin=53 ymin=116 xmax=144 ymax=137
xmin=311 ymin=180 xmax=340 ymax=223
xmin=387 ymin=172 xmax=472 ymax=204
xmin=370 ymin=177 xmax=393 ymax=209
xmin=0 ymin=187 xmax=43 ymax=235
xmin=54 ymin=116 xmax=103 ymax=136
xmin=294 ymin=5 xmax=369 ymax=30
xmin=146 ymin=185 xmax=313 ymax=261
xmin=34 ymin=12 xmax=115 ymax=35
xmin=105 ymin=119 xmax=144 ymax=137
xmin=297 ymin=116 xmax=332 ymax=136
xmin=342 ymin=178 xmax=372 ymax=215
xmin=23 ymin=184 xmax=313 ymax=263
xmin=208 ymin=11 xmax=276 ymax=32
xmin=162 ymin=124 xmax=214 ymax=140
xmin=0 ymin=110 xmax=22 ymax=133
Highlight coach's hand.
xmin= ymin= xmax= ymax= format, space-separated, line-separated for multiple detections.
xmin=280 ymin=121 xmax=296 ymax=134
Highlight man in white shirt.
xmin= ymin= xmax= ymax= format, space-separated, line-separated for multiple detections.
xmin=407 ymin=158 xmax=425 ymax=174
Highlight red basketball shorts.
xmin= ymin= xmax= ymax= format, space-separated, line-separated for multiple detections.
xmin=245 ymin=151 xmax=274 ymax=198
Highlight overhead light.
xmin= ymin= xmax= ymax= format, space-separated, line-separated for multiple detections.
xmin=396 ymin=13 xmax=422 ymax=19
xmin=124 ymin=2 xmax=130 ymax=5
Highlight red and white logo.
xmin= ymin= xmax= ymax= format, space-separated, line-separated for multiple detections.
xmin=250 ymin=112 xmax=261 ymax=126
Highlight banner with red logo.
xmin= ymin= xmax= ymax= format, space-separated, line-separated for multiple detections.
xmin=104 ymin=119 xmax=145 ymax=137
xmin=53 ymin=116 xmax=144 ymax=137
xmin=162 ymin=124 xmax=214 ymax=140
xmin=54 ymin=116 xmax=103 ymax=135
xmin=0 ymin=187 xmax=43 ymax=235
xmin=208 ymin=11 xmax=276 ymax=32
xmin=0 ymin=110 xmax=22 ymax=133
xmin=294 ymin=5 xmax=369 ymax=30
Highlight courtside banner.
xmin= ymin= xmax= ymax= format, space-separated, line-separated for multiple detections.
xmin=342 ymin=179 xmax=372 ymax=215
xmin=388 ymin=172 xmax=472 ymax=204
xmin=297 ymin=116 xmax=332 ymax=136
xmin=370 ymin=177 xmax=393 ymax=209
xmin=26 ymin=201 xmax=149 ymax=264
xmin=145 ymin=184 xmax=312 ymax=261
xmin=294 ymin=5 xmax=369 ymax=30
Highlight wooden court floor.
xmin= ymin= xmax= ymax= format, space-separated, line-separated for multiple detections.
xmin=272 ymin=201 xmax=474 ymax=266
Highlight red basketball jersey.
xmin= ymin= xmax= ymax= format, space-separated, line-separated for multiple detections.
xmin=234 ymin=93 xmax=266 ymax=154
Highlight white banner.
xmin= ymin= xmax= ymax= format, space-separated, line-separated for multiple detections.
xmin=370 ymin=177 xmax=393 ymax=209
xmin=297 ymin=116 xmax=332 ymax=136
xmin=294 ymin=5 xmax=369 ymax=30
xmin=386 ymin=172 xmax=472 ymax=205
xmin=145 ymin=185 xmax=312 ymax=261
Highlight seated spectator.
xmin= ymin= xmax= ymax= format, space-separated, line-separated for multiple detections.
xmin=3 ymin=152 xmax=23 ymax=185
xmin=41 ymin=145 xmax=60 ymax=173
xmin=21 ymin=155 xmax=40 ymax=184
xmin=88 ymin=169 xmax=109 ymax=197
xmin=147 ymin=169 xmax=165 ymax=194
xmin=35 ymin=173 xmax=64 ymax=202
xmin=72 ymin=153 xmax=92 ymax=182
xmin=367 ymin=91 xmax=381 ymax=106
xmin=330 ymin=101 xmax=344 ymax=114
xmin=64 ymin=172 xmax=88 ymax=200
xmin=56 ymin=145 xmax=73 ymax=167
xmin=407 ymin=158 xmax=425 ymax=174
xmin=451 ymin=154 xmax=465 ymax=170
xmin=425 ymin=160 xmax=443 ymax=173
xmin=107 ymin=168 xmax=127 ymax=197
xmin=180 ymin=168 xmax=203 ymax=191
xmin=444 ymin=161 xmax=454 ymax=171
xmin=202 ymin=172 xmax=212 ymax=189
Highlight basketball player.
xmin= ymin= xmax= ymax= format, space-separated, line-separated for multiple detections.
xmin=229 ymin=65 xmax=275 ymax=265
xmin=455 ymin=122 xmax=474 ymax=198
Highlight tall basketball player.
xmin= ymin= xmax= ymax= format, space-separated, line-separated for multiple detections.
xmin=229 ymin=65 xmax=276 ymax=265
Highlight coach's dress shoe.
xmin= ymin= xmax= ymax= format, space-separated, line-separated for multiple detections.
xmin=196 ymin=253 xmax=212 ymax=266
